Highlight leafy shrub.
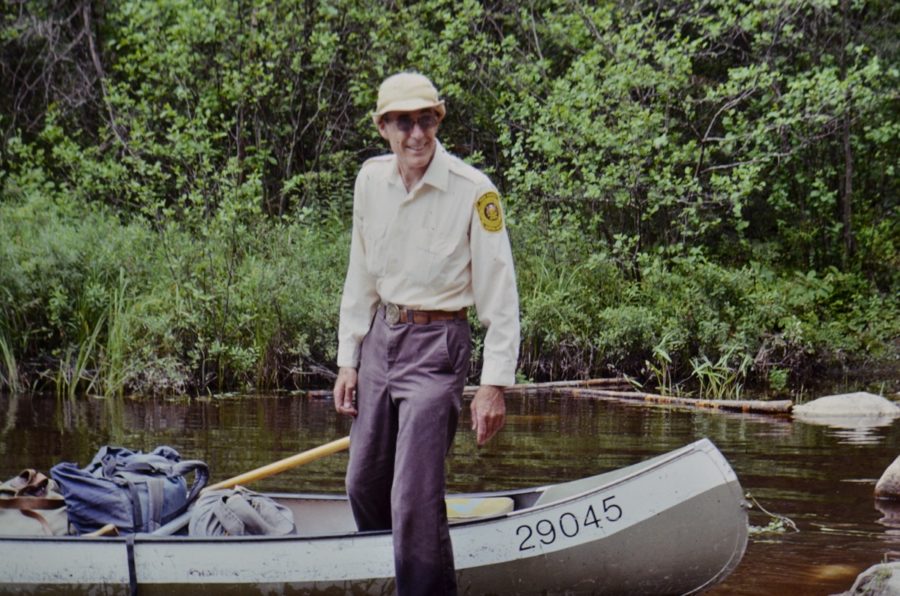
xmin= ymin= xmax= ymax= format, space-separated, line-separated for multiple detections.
xmin=0 ymin=0 xmax=896 ymax=395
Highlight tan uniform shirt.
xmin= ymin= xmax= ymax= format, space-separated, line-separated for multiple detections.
xmin=337 ymin=142 xmax=520 ymax=386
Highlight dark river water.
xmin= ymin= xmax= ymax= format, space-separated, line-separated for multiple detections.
xmin=1 ymin=391 xmax=898 ymax=595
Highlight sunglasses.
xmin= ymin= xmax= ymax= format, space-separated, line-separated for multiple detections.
xmin=386 ymin=112 xmax=439 ymax=133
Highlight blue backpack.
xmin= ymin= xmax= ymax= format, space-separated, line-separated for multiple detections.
xmin=51 ymin=445 xmax=208 ymax=535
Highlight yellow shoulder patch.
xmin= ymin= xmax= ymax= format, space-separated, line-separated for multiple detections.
xmin=475 ymin=191 xmax=504 ymax=232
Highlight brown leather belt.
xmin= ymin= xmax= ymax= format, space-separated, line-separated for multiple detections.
xmin=383 ymin=303 xmax=467 ymax=325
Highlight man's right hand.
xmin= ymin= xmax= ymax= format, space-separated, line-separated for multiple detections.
xmin=333 ymin=366 xmax=358 ymax=417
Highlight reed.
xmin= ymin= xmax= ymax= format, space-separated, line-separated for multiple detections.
xmin=0 ymin=333 xmax=21 ymax=394
xmin=101 ymin=273 xmax=133 ymax=398
xmin=56 ymin=313 xmax=106 ymax=401
xmin=644 ymin=331 xmax=678 ymax=396
xmin=690 ymin=345 xmax=753 ymax=400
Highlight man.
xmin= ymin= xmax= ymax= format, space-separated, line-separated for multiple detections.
xmin=333 ymin=71 xmax=519 ymax=596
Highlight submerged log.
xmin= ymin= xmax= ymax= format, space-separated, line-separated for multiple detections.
xmin=558 ymin=388 xmax=794 ymax=414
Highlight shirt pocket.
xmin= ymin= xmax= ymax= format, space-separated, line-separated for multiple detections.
xmin=362 ymin=220 xmax=390 ymax=277
xmin=410 ymin=235 xmax=461 ymax=288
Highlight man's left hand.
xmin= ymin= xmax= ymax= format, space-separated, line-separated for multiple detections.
xmin=333 ymin=366 xmax=359 ymax=417
xmin=471 ymin=385 xmax=505 ymax=446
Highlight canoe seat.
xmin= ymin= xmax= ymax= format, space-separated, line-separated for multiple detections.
xmin=446 ymin=497 xmax=514 ymax=520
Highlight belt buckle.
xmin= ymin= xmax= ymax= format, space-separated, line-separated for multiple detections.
xmin=385 ymin=303 xmax=400 ymax=325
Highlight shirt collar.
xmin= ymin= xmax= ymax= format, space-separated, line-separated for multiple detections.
xmin=421 ymin=140 xmax=450 ymax=192
xmin=387 ymin=140 xmax=450 ymax=194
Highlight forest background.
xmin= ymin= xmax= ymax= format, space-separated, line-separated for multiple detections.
xmin=0 ymin=0 xmax=897 ymax=400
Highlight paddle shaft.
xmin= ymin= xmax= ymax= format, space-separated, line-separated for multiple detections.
xmin=205 ymin=436 xmax=350 ymax=492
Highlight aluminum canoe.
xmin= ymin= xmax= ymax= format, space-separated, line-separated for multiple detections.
xmin=0 ymin=437 xmax=748 ymax=595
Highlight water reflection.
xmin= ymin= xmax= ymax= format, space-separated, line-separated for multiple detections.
xmin=876 ymin=500 xmax=900 ymax=534
xmin=829 ymin=426 xmax=892 ymax=445
xmin=794 ymin=413 xmax=900 ymax=429
xmin=2 ymin=392 xmax=899 ymax=594
xmin=793 ymin=411 xmax=899 ymax=446
xmin=0 ymin=393 xmax=18 ymax=440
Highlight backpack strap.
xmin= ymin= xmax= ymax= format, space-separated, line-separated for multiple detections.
xmin=113 ymin=476 xmax=145 ymax=533
xmin=213 ymin=492 xmax=272 ymax=536
xmin=19 ymin=509 xmax=55 ymax=536
xmin=112 ymin=460 xmax=208 ymax=531
xmin=172 ymin=460 xmax=210 ymax=505
xmin=95 ymin=446 xmax=135 ymax=478
xmin=0 ymin=496 xmax=65 ymax=510
xmin=145 ymin=477 xmax=165 ymax=532
xmin=120 ymin=460 xmax=167 ymax=475
xmin=0 ymin=471 xmax=66 ymax=525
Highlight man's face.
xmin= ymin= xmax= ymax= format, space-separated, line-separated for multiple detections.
xmin=378 ymin=109 xmax=441 ymax=175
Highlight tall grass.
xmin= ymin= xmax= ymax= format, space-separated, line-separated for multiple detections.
xmin=100 ymin=272 xmax=133 ymax=397
xmin=56 ymin=313 xmax=105 ymax=401
xmin=643 ymin=331 xmax=679 ymax=396
xmin=0 ymin=333 xmax=21 ymax=394
xmin=690 ymin=345 xmax=754 ymax=400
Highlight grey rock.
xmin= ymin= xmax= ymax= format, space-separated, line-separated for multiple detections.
xmin=841 ymin=562 xmax=900 ymax=595
xmin=876 ymin=455 xmax=900 ymax=500
xmin=794 ymin=392 xmax=900 ymax=430
xmin=795 ymin=392 xmax=900 ymax=416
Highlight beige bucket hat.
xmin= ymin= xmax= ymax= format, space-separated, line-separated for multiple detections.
xmin=372 ymin=72 xmax=446 ymax=125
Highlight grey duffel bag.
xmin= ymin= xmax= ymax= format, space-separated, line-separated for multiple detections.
xmin=188 ymin=485 xmax=296 ymax=536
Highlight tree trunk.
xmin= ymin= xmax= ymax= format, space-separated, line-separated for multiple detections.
xmin=840 ymin=0 xmax=855 ymax=264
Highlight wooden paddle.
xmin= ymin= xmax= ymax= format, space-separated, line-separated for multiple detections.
xmin=150 ymin=435 xmax=350 ymax=536
xmin=205 ymin=435 xmax=350 ymax=492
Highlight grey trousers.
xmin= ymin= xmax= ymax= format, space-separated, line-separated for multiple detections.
xmin=346 ymin=307 xmax=471 ymax=596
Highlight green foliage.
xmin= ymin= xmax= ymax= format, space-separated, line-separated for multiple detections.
xmin=56 ymin=312 xmax=105 ymax=401
xmin=643 ymin=332 xmax=680 ymax=396
xmin=0 ymin=0 xmax=896 ymax=395
xmin=768 ymin=368 xmax=789 ymax=393
xmin=690 ymin=347 xmax=753 ymax=400
xmin=106 ymin=214 xmax=348 ymax=394
xmin=514 ymin=240 xmax=898 ymax=393
xmin=0 ymin=173 xmax=348 ymax=394
xmin=99 ymin=272 xmax=134 ymax=398
xmin=513 ymin=208 xmax=625 ymax=381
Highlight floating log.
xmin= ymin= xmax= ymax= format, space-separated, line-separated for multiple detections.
xmin=558 ymin=388 xmax=793 ymax=415
xmin=303 ymin=378 xmax=631 ymax=400
xmin=461 ymin=378 xmax=631 ymax=397
xmin=303 ymin=389 xmax=333 ymax=399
